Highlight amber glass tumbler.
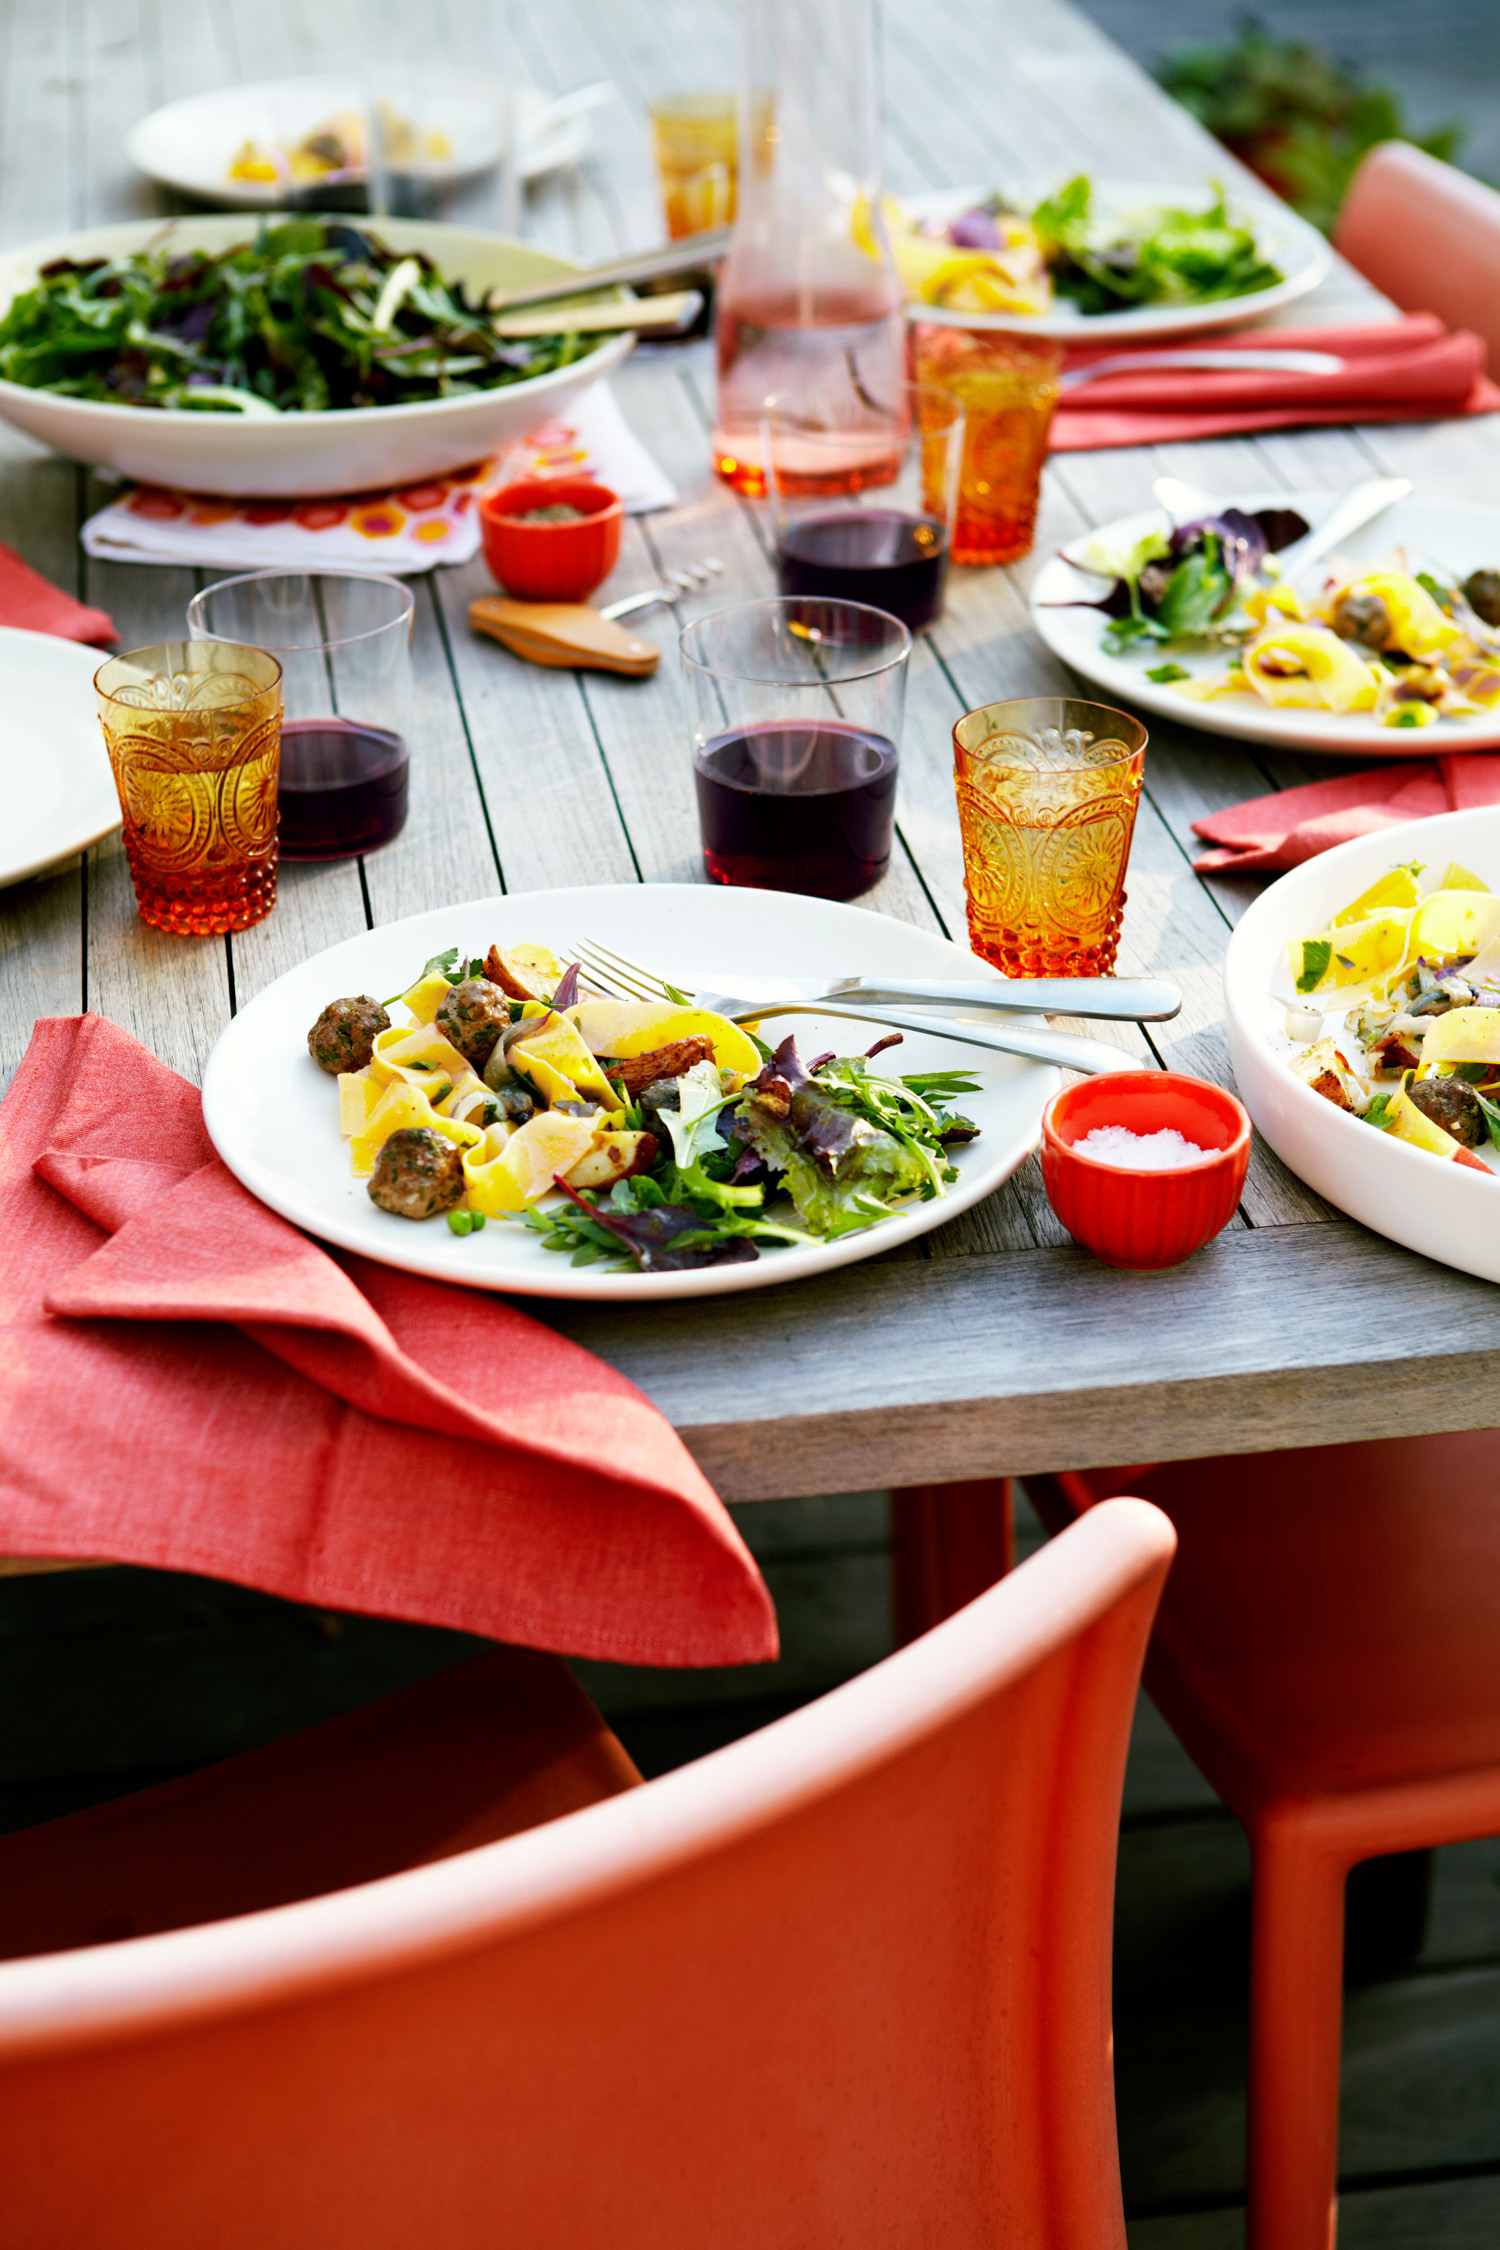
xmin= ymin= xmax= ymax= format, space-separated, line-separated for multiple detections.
xmin=95 ymin=641 xmax=283 ymax=936
xmin=953 ymin=696 xmax=1146 ymax=977
xmin=911 ymin=323 xmax=1062 ymax=563
xmin=649 ymin=93 xmax=738 ymax=238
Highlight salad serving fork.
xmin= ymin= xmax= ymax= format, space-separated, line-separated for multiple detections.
xmin=570 ymin=941 xmax=1170 ymax=1078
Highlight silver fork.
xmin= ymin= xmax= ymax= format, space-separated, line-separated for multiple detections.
xmin=570 ymin=940 xmax=1149 ymax=1078
xmin=600 ymin=559 xmax=723 ymax=621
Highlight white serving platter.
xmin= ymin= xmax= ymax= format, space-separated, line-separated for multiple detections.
xmin=202 ymin=883 xmax=1059 ymax=1302
xmin=1032 ymin=492 xmax=1500 ymax=757
xmin=0 ymin=217 xmax=632 ymax=499
xmin=0 ymin=629 xmax=119 ymax=888
xmin=902 ymin=181 xmax=1329 ymax=339
xmin=126 ymin=77 xmax=593 ymax=206
xmin=1224 ymin=805 xmax=1500 ymax=1286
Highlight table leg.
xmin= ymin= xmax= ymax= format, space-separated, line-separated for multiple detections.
xmin=890 ymin=1478 xmax=1014 ymax=1648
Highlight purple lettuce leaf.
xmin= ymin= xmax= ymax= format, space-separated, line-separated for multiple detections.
xmin=550 ymin=1176 xmax=758 ymax=1271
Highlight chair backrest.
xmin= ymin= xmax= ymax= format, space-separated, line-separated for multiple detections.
xmin=0 ymin=1498 xmax=1173 ymax=2250
xmin=1334 ymin=140 xmax=1500 ymax=365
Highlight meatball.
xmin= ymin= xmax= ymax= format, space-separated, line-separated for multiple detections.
xmin=435 ymin=976 xmax=510 ymax=1070
xmin=1407 ymin=1075 xmax=1487 ymax=1148
xmin=368 ymin=1126 xmax=466 ymax=1219
xmin=1330 ymin=591 xmax=1391 ymax=650
xmin=1463 ymin=569 xmax=1500 ymax=627
xmin=308 ymin=995 xmax=389 ymax=1075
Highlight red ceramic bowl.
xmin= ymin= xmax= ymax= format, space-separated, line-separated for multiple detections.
xmin=1041 ymin=1071 xmax=1251 ymax=1271
xmin=479 ymin=477 xmax=624 ymax=601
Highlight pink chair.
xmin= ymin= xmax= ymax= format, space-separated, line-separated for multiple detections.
xmin=1334 ymin=141 xmax=1500 ymax=366
xmin=0 ymin=1498 xmax=1173 ymax=2249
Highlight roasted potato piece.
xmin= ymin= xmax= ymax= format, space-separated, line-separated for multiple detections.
xmin=1366 ymin=1032 xmax=1424 ymax=1077
xmin=1290 ymin=1036 xmax=1363 ymax=1113
xmin=602 ymin=1037 xmax=715 ymax=1097
xmin=483 ymin=942 xmax=562 ymax=1006
xmin=564 ymin=1130 xmax=661 ymax=1189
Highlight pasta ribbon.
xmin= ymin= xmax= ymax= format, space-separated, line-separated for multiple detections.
xmin=1243 ymin=584 xmax=1306 ymax=627
xmin=461 ymin=1123 xmax=520 ymax=1216
xmin=1243 ymin=624 xmax=1380 ymax=712
xmin=1414 ymin=1005 xmax=1500 ymax=1076
xmin=348 ymin=1084 xmax=484 ymax=1177
xmin=1409 ymin=890 xmax=1500 ymax=960
xmin=398 ymin=972 xmax=454 ymax=1024
xmin=509 ymin=1012 xmax=625 ymax=1113
xmin=1386 ymin=1084 xmax=1465 ymax=1158
xmin=1349 ymin=573 xmax=1465 ymax=661
xmin=370 ymin=1023 xmax=470 ymax=1102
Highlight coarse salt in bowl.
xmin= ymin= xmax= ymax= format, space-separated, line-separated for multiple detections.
xmin=1041 ymin=1070 xmax=1251 ymax=1270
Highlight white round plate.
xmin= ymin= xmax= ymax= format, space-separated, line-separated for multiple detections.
xmin=0 ymin=217 xmax=632 ymax=499
xmin=1225 ymin=805 xmax=1500 ymax=1285
xmin=0 ymin=628 xmax=119 ymax=888
xmin=202 ymin=884 xmax=1059 ymax=1302
xmin=125 ymin=78 xmax=589 ymax=207
xmin=1033 ymin=492 xmax=1500 ymax=758
xmin=902 ymin=181 xmax=1328 ymax=339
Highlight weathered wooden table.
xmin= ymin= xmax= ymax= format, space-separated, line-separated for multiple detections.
xmin=3 ymin=0 xmax=1498 ymax=1506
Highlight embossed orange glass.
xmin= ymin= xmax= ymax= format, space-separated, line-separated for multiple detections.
xmin=911 ymin=324 xmax=1062 ymax=564
xmin=95 ymin=642 xmax=283 ymax=936
xmin=952 ymin=697 xmax=1146 ymax=978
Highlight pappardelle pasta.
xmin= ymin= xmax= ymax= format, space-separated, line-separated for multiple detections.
xmin=305 ymin=940 xmax=983 ymax=1274
xmin=1279 ymin=857 xmax=1500 ymax=1168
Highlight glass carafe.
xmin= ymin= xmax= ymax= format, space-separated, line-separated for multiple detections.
xmin=712 ymin=0 xmax=905 ymax=498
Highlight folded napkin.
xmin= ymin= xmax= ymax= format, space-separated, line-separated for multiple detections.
xmin=1 ymin=1014 xmax=775 ymax=1668
xmin=0 ymin=541 xmax=116 ymax=645
xmin=1050 ymin=315 xmax=1500 ymax=452
xmin=81 ymin=381 xmax=678 ymax=574
xmin=1191 ymin=752 xmax=1500 ymax=874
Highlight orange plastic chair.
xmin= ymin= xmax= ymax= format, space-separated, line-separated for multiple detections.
xmin=0 ymin=1498 xmax=1174 ymax=2249
xmin=1018 ymin=1435 xmax=1500 ymax=2250
xmin=1334 ymin=140 xmax=1500 ymax=366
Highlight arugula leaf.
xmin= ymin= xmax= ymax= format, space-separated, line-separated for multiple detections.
xmin=1147 ymin=661 xmax=1192 ymax=684
xmin=1151 ymin=537 xmax=1234 ymax=639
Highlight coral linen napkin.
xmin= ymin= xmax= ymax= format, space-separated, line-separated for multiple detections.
xmin=0 ymin=543 xmax=116 ymax=645
xmin=1050 ymin=315 xmax=1500 ymax=452
xmin=1191 ymin=753 xmax=1500 ymax=875
xmin=1 ymin=1014 xmax=776 ymax=1669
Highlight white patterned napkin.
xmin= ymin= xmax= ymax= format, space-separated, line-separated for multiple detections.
xmin=80 ymin=382 xmax=677 ymax=575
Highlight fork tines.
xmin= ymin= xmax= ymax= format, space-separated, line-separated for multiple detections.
xmin=570 ymin=939 xmax=676 ymax=1003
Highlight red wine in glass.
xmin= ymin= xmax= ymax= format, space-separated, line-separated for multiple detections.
xmin=695 ymin=719 xmax=899 ymax=899
xmin=278 ymin=717 xmax=409 ymax=861
xmin=776 ymin=508 xmax=949 ymax=631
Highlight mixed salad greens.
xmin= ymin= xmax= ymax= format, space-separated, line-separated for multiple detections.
xmin=873 ymin=175 xmax=1286 ymax=319
xmin=1070 ymin=506 xmax=1311 ymax=656
xmin=0 ymin=219 xmax=591 ymax=414
xmin=308 ymin=940 xmax=982 ymax=1277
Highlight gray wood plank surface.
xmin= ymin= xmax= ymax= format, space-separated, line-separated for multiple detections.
xmin=0 ymin=0 xmax=1495 ymax=1492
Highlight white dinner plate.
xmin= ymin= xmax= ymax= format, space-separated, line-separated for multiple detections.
xmin=0 ymin=629 xmax=119 ymax=888
xmin=202 ymin=884 xmax=1059 ymax=1302
xmin=1032 ymin=492 xmax=1500 ymax=758
xmin=1224 ymin=805 xmax=1500 ymax=1286
xmin=126 ymin=78 xmax=592 ymax=207
xmin=902 ymin=181 xmax=1329 ymax=339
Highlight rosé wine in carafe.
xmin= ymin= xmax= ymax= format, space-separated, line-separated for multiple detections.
xmin=712 ymin=0 xmax=905 ymax=497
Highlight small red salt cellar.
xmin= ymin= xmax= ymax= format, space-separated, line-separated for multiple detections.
xmin=479 ymin=476 xmax=624 ymax=601
xmin=1041 ymin=1070 xmax=1251 ymax=1271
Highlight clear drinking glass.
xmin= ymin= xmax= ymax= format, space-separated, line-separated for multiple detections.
xmin=763 ymin=381 xmax=966 ymax=632
xmin=187 ymin=572 xmax=414 ymax=863
xmin=681 ymin=597 xmax=910 ymax=900
xmin=95 ymin=642 xmax=283 ymax=936
xmin=952 ymin=696 xmax=1147 ymax=976
xmin=911 ymin=324 xmax=1063 ymax=564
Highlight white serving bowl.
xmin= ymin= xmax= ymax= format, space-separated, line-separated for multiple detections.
xmin=0 ymin=216 xmax=634 ymax=498
xmin=1223 ymin=804 xmax=1500 ymax=1287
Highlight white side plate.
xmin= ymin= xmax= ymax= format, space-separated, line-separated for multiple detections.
xmin=1033 ymin=493 xmax=1500 ymax=757
xmin=0 ymin=629 xmax=119 ymax=888
xmin=1224 ymin=805 xmax=1500 ymax=1285
xmin=203 ymin=884 xmax=1059 ymax=1302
